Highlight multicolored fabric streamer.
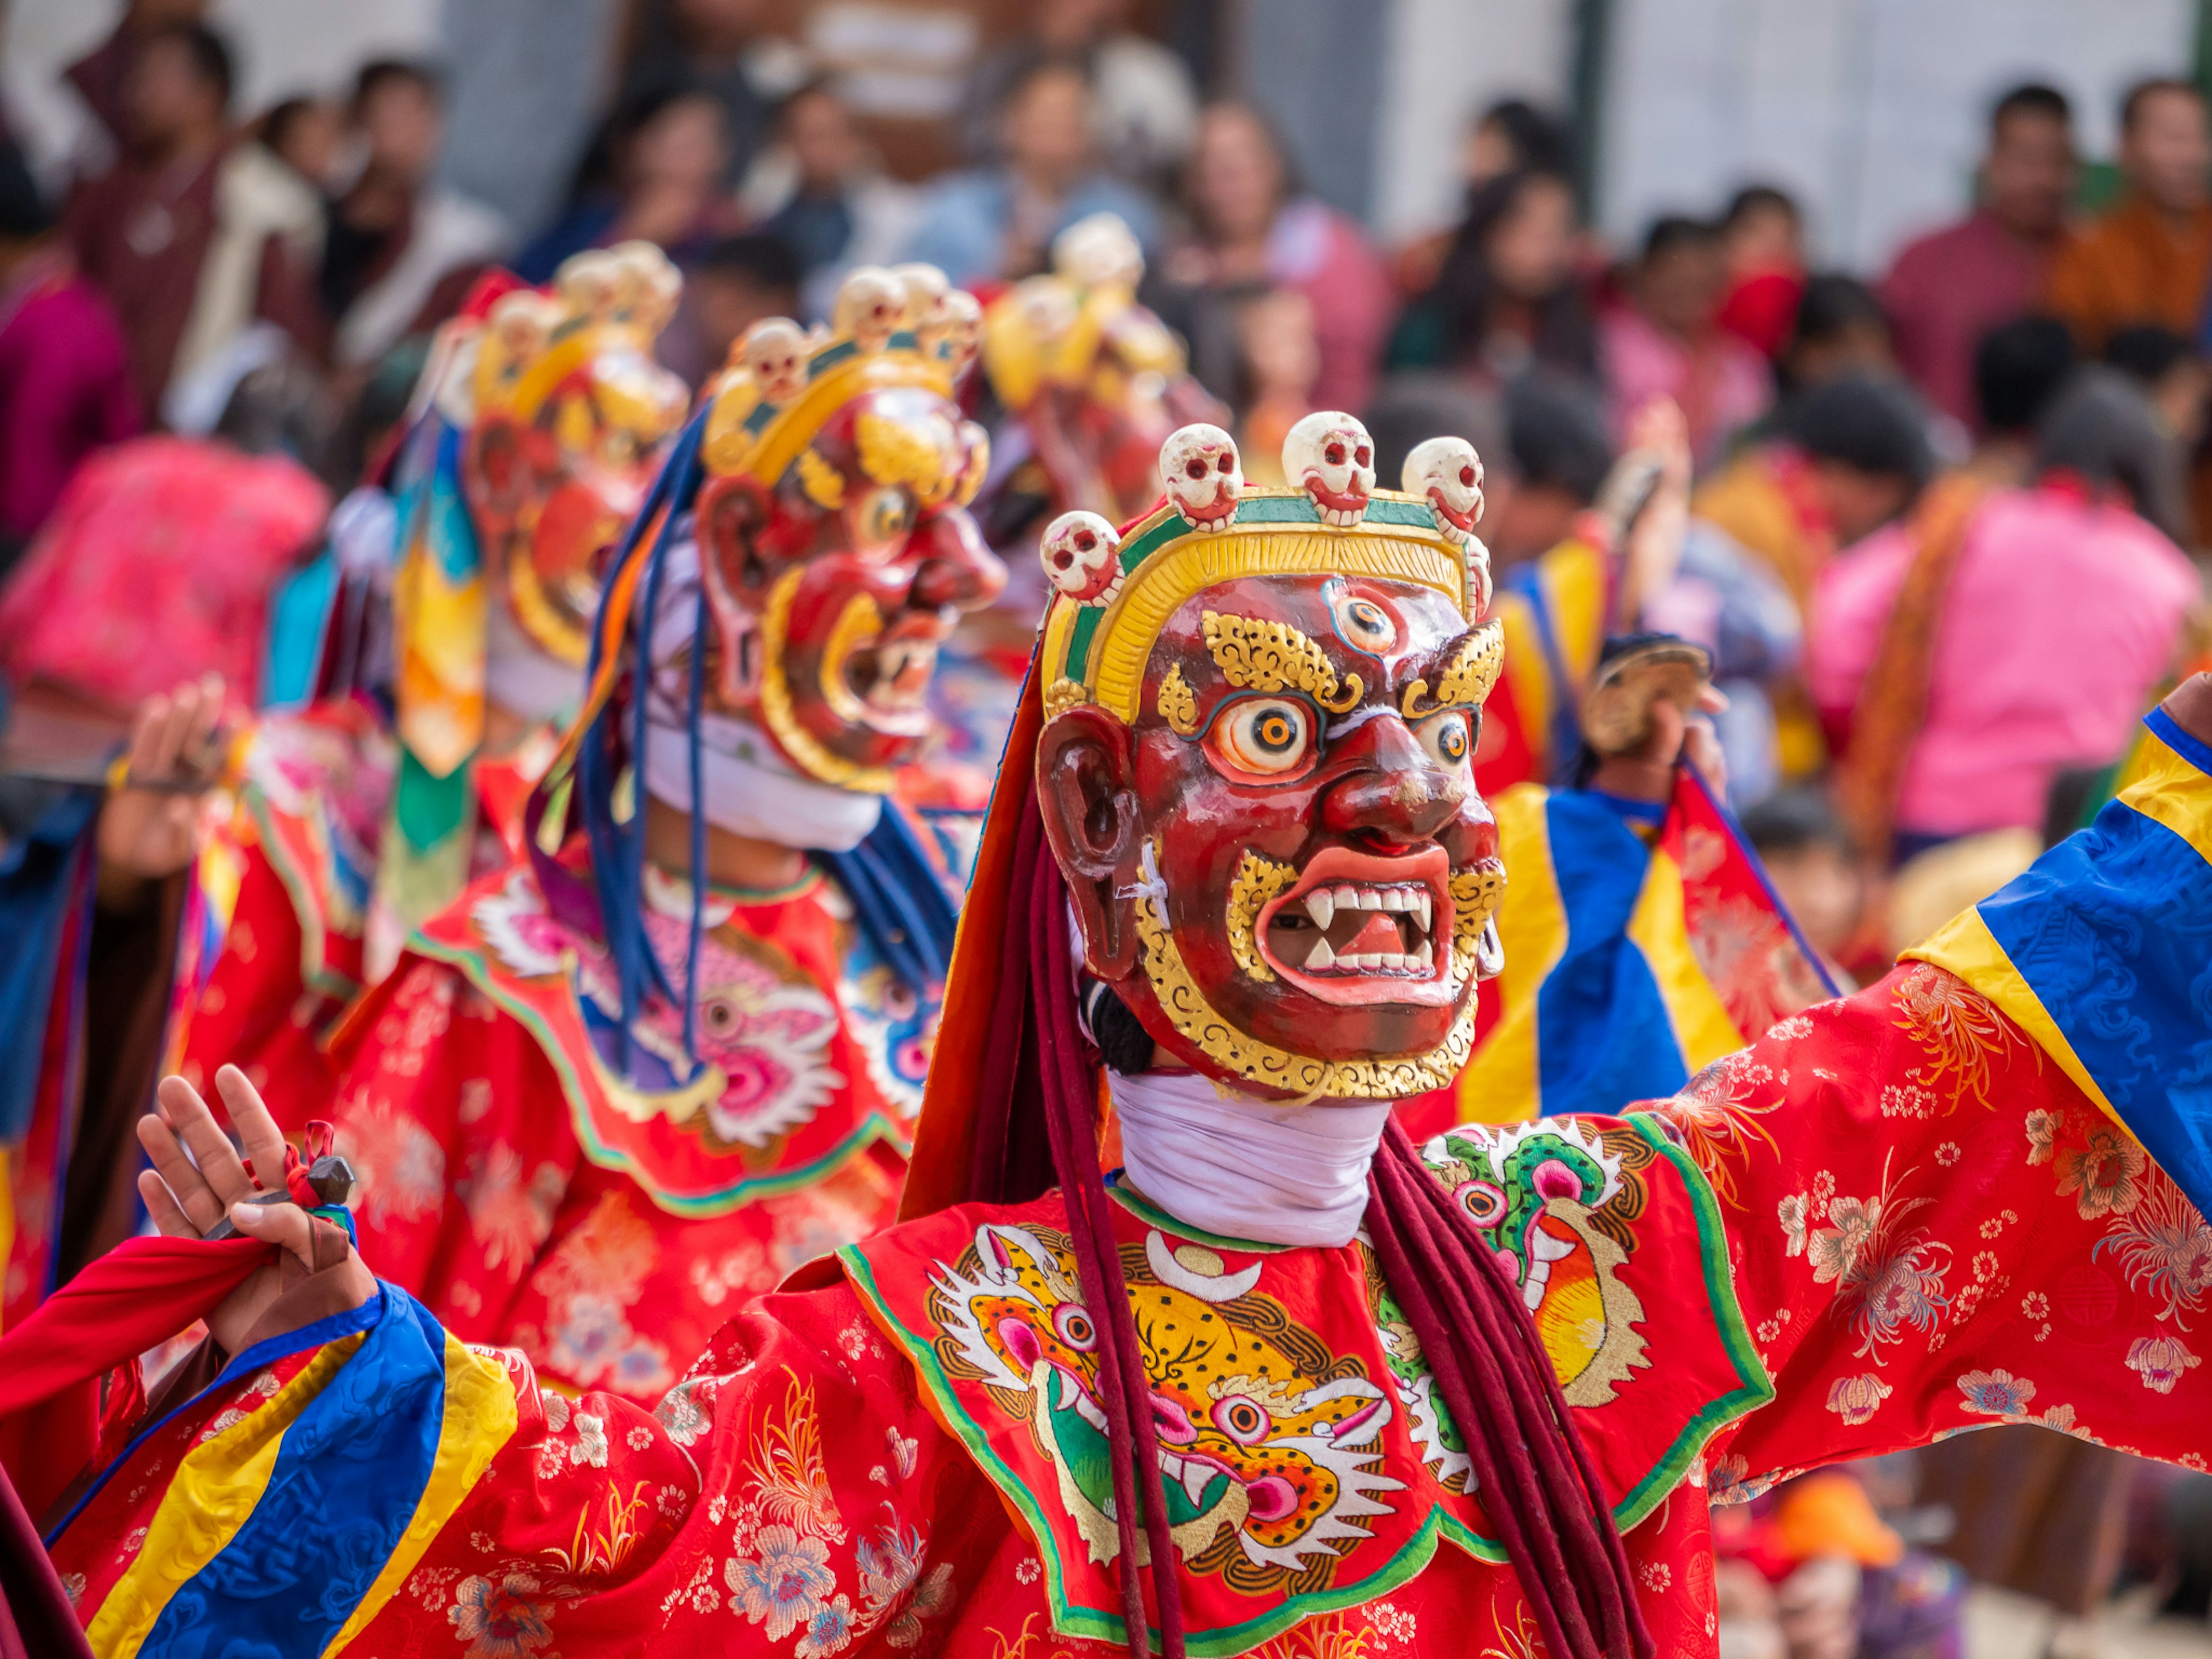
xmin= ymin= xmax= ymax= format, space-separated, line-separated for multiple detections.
xmin=1446 ymin=767 xmax=1836 ymax=1127
xmin=1907 ymin=707 xmax=2212 ymax=1221
xmin=380 ymin=414 xmax=489 ymax=935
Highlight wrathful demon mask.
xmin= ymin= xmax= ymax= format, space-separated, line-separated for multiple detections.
xmin=688 ymin=266 xmax=1006 ymax=793
xmin=1033 ymin=411 xmax=1508 ymax=1099
xmin=462 ymin=243 xmax=694 ymax=668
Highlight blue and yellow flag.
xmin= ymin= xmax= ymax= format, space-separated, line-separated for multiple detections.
xmin=1908 ymin=707 xmax=2212 ymax=1219
xmin=1452 ymin=767 xmax=1838 ymax=1126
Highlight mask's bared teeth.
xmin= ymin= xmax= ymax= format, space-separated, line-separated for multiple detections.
xmin=1304 ymin=890 xmax=1335 ymax=931
xmin=1414 ymin=892 xmax=1433 ymax=934
xmin=1379 ymin=889 xmax=1410 ymax=913
xmin=1306 ymin=935 xmax=1336 ymax=971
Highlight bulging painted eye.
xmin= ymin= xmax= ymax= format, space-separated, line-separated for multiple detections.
xmin=1418 ymin=710 xmax=1471 ymax=768
xmin=856 ymin=487 xmax=913 ymax=547
xmin=1330 ymin=591 xmax=1397 ymax=655
xmin=1211 ymin=697 xmax=1313 ymax=778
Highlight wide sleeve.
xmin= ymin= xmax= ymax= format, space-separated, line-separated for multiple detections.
xmin=1659 ymin=712 xmax=2212 ymax=1499
xmin=46 ymin=1272 xmax=991 ymax=1657
xmin=325 ymin=957 xmax=583 ymax=1338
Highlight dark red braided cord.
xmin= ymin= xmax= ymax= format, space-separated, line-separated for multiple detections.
xmin=1029 ymin=851 xmax=1187 ymax=1658
xmin=1366 ymin=1124 xmax=1652 ymax=1659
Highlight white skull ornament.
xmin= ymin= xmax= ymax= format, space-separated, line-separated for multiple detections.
xmin=1283 ymin=411 xmax=1376 ymax=527
xmin=937 ymin=290 xmax=983 ymax=377
xmin=738 ymin=317 xmax=810 ymax=407
xmin=1402 ymin=436 xmax=1484 ymax=539
xmin=1160 ymin=423 xmax=1242 ymax=531
xmin=834 ymin=266 xmax=905 ymax=353
xmin=1039 ymin=510 xmax=1123 ymax=605
xmin=892 ymin=262 xmax=951 ymax=332
xmin=1052 ymin=212 xmax=1145 ymax=293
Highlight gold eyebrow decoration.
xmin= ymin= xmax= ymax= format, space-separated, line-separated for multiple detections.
xmin=1200 ymin=612 xmax=1363 ymax=714
xmin=1156 ymin=663 xmax=1201 ymax=735
xmin=1400 ymin=619 xmax=1505 ymax=720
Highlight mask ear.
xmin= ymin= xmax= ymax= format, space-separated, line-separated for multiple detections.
xmin=695 ymin=474 xmax=774 ymax=704
xmin=1035 ymin=703 xmax=1142 ymax=980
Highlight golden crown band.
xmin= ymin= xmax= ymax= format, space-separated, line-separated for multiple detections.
xmin=1037 ymin=412 xmax=1496 ymax=725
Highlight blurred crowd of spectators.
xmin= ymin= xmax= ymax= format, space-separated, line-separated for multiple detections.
xmin=5 ymin=0 xmax=2211 ymax=960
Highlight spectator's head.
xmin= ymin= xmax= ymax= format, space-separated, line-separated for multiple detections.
xmin=781 ymin=81 xmax=866 ymax=195
xmin=627 ymin=86 xmax=730 ymax=194
xmin=1779 ymin=274 xmax=1892 ymax=390
xmin=1000 ymin=59 xmax=1097 ymax=192
xmin=1185 ymin=101 xmax=1292 ymax=246
xmin=1635 ymin=214 xmax=1726 ymax=340
xmin=353 ymin=60 xmax=444 ymax=189
xmin=1476 ymin=169 xmax=1580 ymax=302
xmin=1490 ymin=370 xmax=1614 ymax=559
xmin=1438 ymin=169 xmax=1592 ymax=377
xmin=1972 ymin=315 xmax=2077 ymax=438
xmin=2105 ymin=323 xmax=2211 ymax=448
xmin=1234 ymin=285 xmax=1319 ymax=405
xmin=1362 ymin=373 xmax=1509 ymax=488
xmin=1741 ymin=788 xmax=1861 ymax=960
xmin=259 ymin=95 xmax=344 ymax=190
xmin=126 ymin=22 xmax=233 ymax=151
xmin=1465 ymin=97 xmax=1570 ymax=188
xmin=1982 ymin=82 xmax=2074 ymax=237
xmin=2037 ymin=365 xmax=2188 ymax=537
xmin=568 ymin=84 xmax=728 ymax=209
xmin=215 ymin=351 xmax=342 ymax=485
xmin=1774 ymin=373 xmax=1933 ymax=544
xmin=693 ymin=232 xmax=801 ymax=372
xmin=1720 ymin=184 xmax=1803 ymax=279
xmin=2120 ymin=77 xmax=2210 ymax=215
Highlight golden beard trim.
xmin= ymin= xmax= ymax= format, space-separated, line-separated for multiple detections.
xmin=757 ymin=564 xmax=896 ymax=794
xmin=1225 ymin=851 xmax=1295 ymax=982
xmin=1449 ymin=863 xmax=1506 ymax=987
xmin=1135 ymin=849 xmax=1488 ymax=1100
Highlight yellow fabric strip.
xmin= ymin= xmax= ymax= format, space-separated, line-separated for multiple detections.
xmin=1456 ymin=785 xmax=1566 ymax=1125
xmin=2115 ymin=729 xmax=2212 ymax=862
xmin=1904 ymin=907 xmax=2123 ymax=1129
xmin=1625 ymin=848 xmax=1746 ymax=1074
xmin=323 ymin=1335 xmax=520 ymax=1656
xmin=1539 ymin=538 xmax=1609 ymax=690
xmin=89 ymin=1332 xmax=369 ymax=1658
xmin=1496 ymin=593 xmax=1551 ymax=773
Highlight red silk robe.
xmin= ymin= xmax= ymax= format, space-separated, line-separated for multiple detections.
xmin=48 ymin=961 xmax=2211 ymax=1659
xmin=301 ymin=849 xmax=935 ymax=1404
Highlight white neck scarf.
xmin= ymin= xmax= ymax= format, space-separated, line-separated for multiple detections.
xmin=485 ymin=601 xmax=585 ymax=727
xmin=639 ymin=534 xmax=884 ymax=853
xmin=1109 ymin=1069 xmax=1390 ymax=1249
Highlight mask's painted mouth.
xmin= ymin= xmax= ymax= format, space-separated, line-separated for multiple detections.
xmin=822 ymin=600 xmax=947 ymax=737
xmin=1256 ymin=845 xmax=1456 ymax=1006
